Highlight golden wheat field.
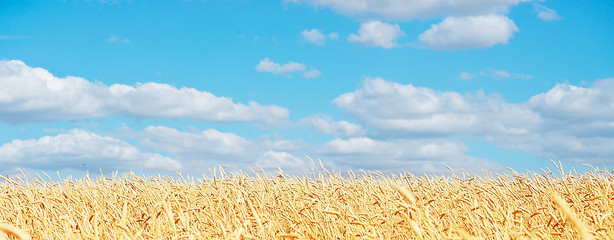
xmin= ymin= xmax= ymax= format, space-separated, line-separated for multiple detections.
xmin=1 ymin=162 xmax=613 ymax=240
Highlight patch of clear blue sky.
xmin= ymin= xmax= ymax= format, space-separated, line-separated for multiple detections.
xmin=1 ymin=0 xmax=614 ymax=172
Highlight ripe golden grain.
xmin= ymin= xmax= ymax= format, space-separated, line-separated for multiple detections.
xmin=0 ymin=223 xmax=31 ymax=240
xmin=0 ymin=165 xmax=612 ymax=239
xmin=551 ymin=192 xmax=595 ymax=240
xmin=389 ymin=182 xmax=417 ymax=205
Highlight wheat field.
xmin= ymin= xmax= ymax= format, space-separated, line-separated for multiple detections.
xmin=1 ymin=162 xmax=613 ymax=240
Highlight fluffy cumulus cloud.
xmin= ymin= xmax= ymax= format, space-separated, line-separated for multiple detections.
xmin=301 ymin=28 xmax=339 ymax=45
xmin=0 ymin=122 xmax=500 ymax=175
xmin=255 ymin=57 xmax=321 ymax=78
xmin=107 ymin=83 xmax=289 ymax=124
xmin=527 ymin=79 xmax=614 ymax=121
xmin=0 ymin=60 xmax=288 ymax=124
xmin=129 ymin=126 xmax=312 ymax=173
xmin=299 ymin=115 xmax=366 ymax=138
xmin=418 ymin=15 xmax=519 ymax=50
xmin=285 ymin=0 xmax=528 ymax=21
xmin=333 ymin=77 xmax=614 ymax=164
xmin=0 ymin=130 xmax=181 ymax=175
xmin=333 ymin=78 xmax=523 ymax=135
xmin=315 ymin=137 xmax=501 ymax=174
xmin=128 ymin=125 xmax=498 ymax=175
xmin=0 ymin=125 xmax=314 ymax=176
xmin=0 ymin=60 xmax=108 ymax=122
xmin=302 ymin=29 xmax=326 ymax=45
xmin=288 ymin=0 xmax=531 ymax=51
xmin=348 ymin=21 xmax=405 ymax=48
xmin=333 ymin=77 xmax=487 ymax=136
xmin=255 ymin=57 xmax=307 ymax=74
xmin=534 ymin=3 xmax=562 ymax=21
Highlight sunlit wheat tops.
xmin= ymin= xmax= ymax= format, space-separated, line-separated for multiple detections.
xmin=1 ymin=164 xmax=613 ymax=239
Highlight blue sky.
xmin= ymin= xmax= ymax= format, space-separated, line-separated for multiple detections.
xmin=1 ymin=0 xmax=613 ymax=177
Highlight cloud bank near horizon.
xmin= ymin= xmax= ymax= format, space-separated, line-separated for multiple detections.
xmin=2 ymin=60 xmax=613 ymax=176
xmin=334 ymin=77 xmax=614 ymax=164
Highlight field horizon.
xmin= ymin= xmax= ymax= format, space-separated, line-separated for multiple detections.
xmin=1 ymin=162 xmax=612 ymax=239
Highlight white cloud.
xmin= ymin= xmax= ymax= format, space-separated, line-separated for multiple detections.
xmin=418 ymin=15 xmax=518 ymax=50
xmin=128 ymin=125 xmax=497 ymax=175
xmin=489 ymin=132 xmax=614 ymax=164
xmin=0 ymin=129 xmax=181 ymax=174
xmin=348 ymin=21 xmax=405 ymax=48
xmin=0 ymin=60 xmax=108 ymax=122
xmin=333 ymin=77 xmax=487 ymax=136
xmin=137 ymin=126 xmax=251 ymax=158
xmin=288 ymin=0 xmax=532 ymax=51
xmin=527 ymin=79 xmax=614 ymax=120
xmin=332 ymin=77 xmax=614 ymax=164
xmin=258 ymin=151 xmax=306 ymax=170
xmin=107 ymin=82 xmax=288 ymax=124
xmin=0 ymin=60 xmax=288 ymax=124
xmin=302 ymin=29 xmax=340 ymax=45
xmin=285 ymin=0 xmax=528 ymax=21
xmin=333 ymin=77 xmax=539 ymax=137
xmin=479 ymin=69 xmax=533 ymax=80
xmin=255 ymin=57 xmax=306 ymax=74
xmin=314 ymin=137 xmax=501 ymax=174
xmin=117 ymin=124 xmax=503 ymax=175
xmin=0 ymin=122 xmax=501 ymax=175
xmin=459 ymin=71 xmax=474 ymax=80
xmin=299 ymin=115 xmax=366 ymax=138
xmin=303 ymin=69 xmax=322 ymax=79
xmin=130 ymin=126 xmax=312 ymax=173
xmin=255 ymin=58 xmax=321 ymax=79
xmin=534 ymin=3 xmax=562 ymax=21
xmin=302 ymin=29 xmax=326 ymax=45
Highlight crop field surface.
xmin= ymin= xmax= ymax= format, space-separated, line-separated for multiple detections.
xmin=1 ymin=165 xmax=613 ymax=240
